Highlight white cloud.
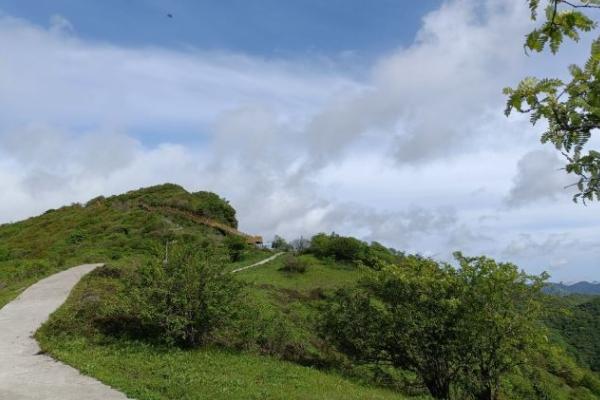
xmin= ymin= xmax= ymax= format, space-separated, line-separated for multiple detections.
xmin=505 ymin=150 xmax=574 ymax=207
xmin=0 ymin=1 xmax=599 ymax=281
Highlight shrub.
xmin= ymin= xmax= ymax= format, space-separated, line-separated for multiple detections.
xmin=67 ymin=231 xmax=86 ymax=244
xmin=279 ymin=255 xmax=309 ymax=274
xmin=0 ymin=247 xmax=10 ymax=262
xmin=118 ymin=244 xmax=243 ymax=347
xmin=192 ymin=191 xmax=238 ymax=228
xmin=308 ymin=233 xmax=403 ymax=269
xmin=224 ymin=235 xmax=247 ymax=262
xmin=309 ymin=233 xmax=367 ymax=263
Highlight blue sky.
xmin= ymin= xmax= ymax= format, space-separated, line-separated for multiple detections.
xmin=0 ymin=0 xmax=598 ymax=281
xmin=0 ymin=0 xmax=441 ymax=56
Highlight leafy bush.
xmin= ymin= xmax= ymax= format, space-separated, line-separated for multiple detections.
xmin=224 ymin=235 xmax=248 ymax=262
xmin=0 ymin=247 xmax=10 ymax=262
xmin=278 ymin=255 xmax=309 ymax=274
xmin=310 ymin=233 xmax=363 ymax=262
xmin=193 ymin=191 xmax=238 ymax=228
xmin=67 ymin=231 xmax=86 ymax=244
xmin=308 ymin=233 xmax=402 ymax=268
xmin=115 ymin=244 xmax=243 ymax=347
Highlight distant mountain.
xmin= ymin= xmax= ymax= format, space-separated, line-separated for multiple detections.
xmin=544 ymin=281 xmax=600 ymax=296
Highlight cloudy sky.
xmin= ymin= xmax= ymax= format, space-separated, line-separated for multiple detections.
xmin=0 ymin=0 xmax=598 ymax=281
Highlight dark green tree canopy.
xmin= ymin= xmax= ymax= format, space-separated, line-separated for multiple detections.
xmin=505 ymin=0 xmax=600 ymax=202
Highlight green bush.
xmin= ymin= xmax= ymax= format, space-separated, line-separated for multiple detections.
xmin=308 ymin=233 xmax=402 ymax=269
xmin=0 ymin=247 xmax=10 ymax=262
xmin=113 ymin=244 xmax=243 ymax=347
xmin=278 ymin=255 xmax=309 ymax=274
xmin=224 ymin=235 xmax=248 ymax=262
xmin=310 ymin=233 xmax=363 ymax=262
xmin=67 ymin=231 xmax=86 ymax=244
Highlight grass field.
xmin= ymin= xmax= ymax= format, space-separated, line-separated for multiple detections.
xmin=236 ymin=254 xmax=365 ymax=292
xmin=37 ymin=335 xmax=406 ymax=400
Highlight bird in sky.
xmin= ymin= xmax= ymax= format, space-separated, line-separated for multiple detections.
xmin=167 ymin=13 xmax=173 ymax=18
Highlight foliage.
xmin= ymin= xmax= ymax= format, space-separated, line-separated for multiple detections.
xmin=4 ymin=186 xmax=600 ymax=398
xmin=121 ymin=244 xmax=243 ymax=347
xmin=546 ymin=296 xmax=600 ymax=371
xmin=310 ymin=233 xmax=364 ymax=262
xmin=271 ymin=235 xmax=292 ymax=251
xmin=192 ymin=191 xmax=238 ymax=228
xmin=118 ymin=183 xmax=238 ymax=227
xmin=505 ymin=0 xmax=600 ymax=202
xmin=453 ymin=252 xmax=549 ymax=400
xmin=322 ymin=254 xmax=549 ymax=400
xmin=308 ymin=233 xmax=402 ymax=269
xmin=278 ymin=254 xmax=310 ymax=274
xmin=224 ymin=234 xmax=248 ymax=262
xmin=37 ymin=243 xmax=600 ymax=399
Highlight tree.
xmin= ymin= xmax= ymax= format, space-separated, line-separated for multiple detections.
xmin=505 ymin=0 xmax=600 ymax=202
xmin=321 ymin=254 xmax=548 ymax=400
xmin=271 ymin=235 xmax=291 ymax=251
xmin=454 ymin=252 xmax=548 ymax=400
xmin=322 ymin=256 xmax=466 ymax=399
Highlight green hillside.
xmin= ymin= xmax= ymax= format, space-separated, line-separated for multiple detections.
xmin=2 ymin=184 xmax=600 ymax=399
xmin=0 ymin=183 xmax=251 ymax=308
xmin=546 ymin=296 xmax=600 ymax=372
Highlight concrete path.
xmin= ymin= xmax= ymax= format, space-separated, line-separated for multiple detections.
xmin=0 ymin=264 xmax=130 ymax=400
xmin=230 ymin=252 xmax=284 ymax=273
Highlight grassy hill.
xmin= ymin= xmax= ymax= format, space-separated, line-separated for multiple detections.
xmin=546 ymin=296 xmax=600 ymax=372
xmin=0 ymin=183 xmax=251 ymax=307
xmin=2 ymin=184 xmax=600 ymax=399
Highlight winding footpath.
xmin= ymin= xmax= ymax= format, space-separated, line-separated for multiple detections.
xmin=0 ymin=264 xmax=129 ymax=400
xmin=0 ymin=254 xmax=283 ymax=399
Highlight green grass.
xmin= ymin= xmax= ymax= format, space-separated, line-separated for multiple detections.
xmin=237 ymin=254 xmax=365 ymax=292
xmin=37 ymin=335 xmax=405 ymax=400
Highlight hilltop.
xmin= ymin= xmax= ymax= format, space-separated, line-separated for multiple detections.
xmin=0 ymin=183 xmax=261 ymax=307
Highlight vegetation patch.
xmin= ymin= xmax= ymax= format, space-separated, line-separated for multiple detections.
xmin=3 ymin=185 xmax=600 ymax=399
